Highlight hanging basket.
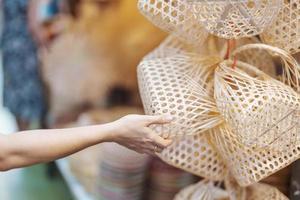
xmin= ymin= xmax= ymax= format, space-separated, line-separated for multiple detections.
xmin=210 ymin=123 xmax=300 ymax=186
xmin=214 ymin=44 xmax=300 ymax=150
xmin=138 ymin=0 xmax=208 ymax=45
xmin=190 ymin=0 xmax=283 ymax=39
xmin=174 ymin=180 xmax=229 ymax=200
xmin=158 ymin=131 xmax=227 ymax=181
xmin=261 ymin=0 xmax=300 ymax=54
xmin=138 ymin=53 xmax=222 ymax=138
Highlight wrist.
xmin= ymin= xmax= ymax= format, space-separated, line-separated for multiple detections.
xmin=96 ymin=122 xmax=120 ymax=143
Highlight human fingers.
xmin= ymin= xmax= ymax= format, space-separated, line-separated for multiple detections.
xmin=144 ymin=128 xmax=173 ymax=148
xmin=143 ymin=115 xmax=173 ymax=126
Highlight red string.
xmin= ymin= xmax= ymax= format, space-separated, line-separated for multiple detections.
xmin=224 ymin=40 xmax=231 ymax=60
xmin=232 ymin=56 xmax=237 ymax=69
xmin=224 ymin=39 xmax=237 ymax=68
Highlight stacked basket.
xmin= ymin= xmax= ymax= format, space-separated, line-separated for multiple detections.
xmin=137 ymin=0 xmax=300 ymax=199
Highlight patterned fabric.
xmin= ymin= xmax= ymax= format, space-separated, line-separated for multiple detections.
xmin=1 ymin=0 xmax=47 ymax=122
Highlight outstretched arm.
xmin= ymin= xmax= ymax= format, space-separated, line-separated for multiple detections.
xmin=0 ymin=115 xmax=172 ymax=171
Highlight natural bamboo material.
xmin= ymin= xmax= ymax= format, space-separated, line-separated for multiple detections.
xmin=215 ymin=59 xmax=300 ymax=149
xmin=210 ymin=123 xmax=300 ymax=186
xmin=142 ymin=36 xmax=196 ymax=61
xmin=224 ymin=174 xmax=247 ymax=200
xmin=138 ymin=0 xmax=208 ymax=45
xmin=138 ymin=53 xmax=222 ymax=138
xmin=143 ymin=35 xmax=227 ymax=61
xmin=190 ymin=0 xmax=283 ymax=39
xmin=158 ymin=131 xmax=227 ymax=181
xmin=214 ymin=44 xmax=300 ymax=149
xmin=261 ymin=0 xmax=300 ymax=54
xmin=231 ymin=44 xmax=300 ymax=92
xmin=233 ymin=38 xmax=277 ymax=77
xmin=174 ymin=180 xmax=229 ymax=200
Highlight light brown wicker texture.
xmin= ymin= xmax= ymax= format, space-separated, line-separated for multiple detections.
xmin=231 ymin=44 xmax=300 ymax=92
xmin=143 ymin=35 xmax=228 ymax=61
xmin=138 ymin=53 xmax=222 ymax=138
xmin=224 ymin=175 xmax=247 ymax=200
xmin=138 ymin=0 xmax=208 ymax=45
xmin=191 ymin=0 xmax=283 ymax=39
xmin=215 ymin=44 xmax=300 ymax=149
xmin=158 ymin=131 xmax=227 ymax=181
xmin=142 ymin=36 xmax=196 ymax=61
xmin=210 ymin=123 xmax=300 ymax=186
xmin=174 ymin=181 xmax=229 ymax=200
xmin=261 ymin=0 xmax=300 ymax=54
xmin=233 ymin=39 xmax=277 ymax=77
xmin=215 ymin=60 xmax=300 ymax=149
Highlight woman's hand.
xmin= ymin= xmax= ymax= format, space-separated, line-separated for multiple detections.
xmin=109 ymin=115 xmax=173 ymax=155
xmin=0 ymin=114 xmax=173 ymax=171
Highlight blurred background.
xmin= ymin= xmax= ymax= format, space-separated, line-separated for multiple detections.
xmin=0 ymin=0 xmax=200 ymax=199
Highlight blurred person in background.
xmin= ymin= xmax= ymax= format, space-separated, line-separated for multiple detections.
xmin=1 ymin=0 xmax=48 ymax=130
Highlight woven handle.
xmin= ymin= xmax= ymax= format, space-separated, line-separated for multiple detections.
xmin=218 ymin=60 xmax=271 ymax=82
xmin=231 ymin=43 xmax=300 ymax=92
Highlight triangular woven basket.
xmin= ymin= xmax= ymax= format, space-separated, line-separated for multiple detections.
xmin=190 ymin=0 xmax=282 ymax=39
xmin=138 ymin=53 xmax=222 ymax=138
xmin=174 ymin=180 xmax=229 ymax=200
xmin=210 ymin=123 xmax=300 ymax=186
xmin=215 ymin=44 xmax=300 ymax=149
xmin=261 ymin=0 xmax=300 ymax=54
xmin=138 ymin=0 xmax=208 ymax=45
xmin=158 ymin=131 xmax=227 ymax=181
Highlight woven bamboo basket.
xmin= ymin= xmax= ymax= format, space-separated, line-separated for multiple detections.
xmin=174 ymin=181 xmax=229 ymax=200
xmin=210 ymin=123 xmax=300 ymax=186
xmin=142 ymin=35 xmax=197 ymax=61
xmin=158 ymin=131 xmax=227 ymax=181
xmin=190 ymin=0 xmax=283 ymax=39
xmin=138 ymin=0 xmax=208 ymax=45
xmin=138 ymin=53 xmax=222 ymax=138
xmin=214 ymin=44 xmax=300 ymax=149
xmin=261 ymin=0 xmax=300 ymax=54
xmin=224 ymin=175 xmax=247 ymax=200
